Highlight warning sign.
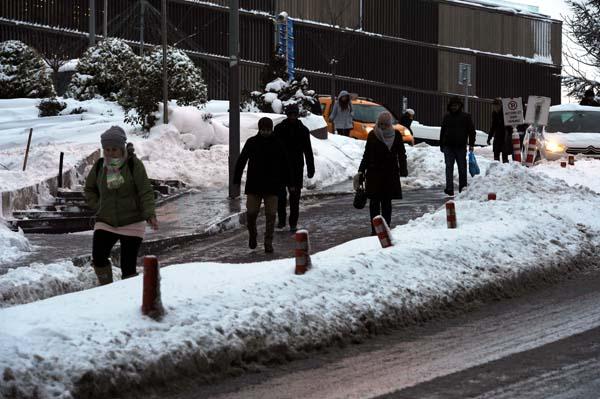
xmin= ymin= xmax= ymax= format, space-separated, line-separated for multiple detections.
xmin=501 ymin=97 xmax=524 ymax=126
xmin=524 ymin=96 xmax=551 ymax=126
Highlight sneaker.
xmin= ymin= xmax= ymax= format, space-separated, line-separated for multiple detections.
xmin=290 ymin=226 xmax=298 ymax=233
xmin=264 ymin=242 xmax=274 ymax=253
xmin=444 ymin=188 xmax=454 ymax=196
xmin=249 ymin=235 xmax=257 ymax=249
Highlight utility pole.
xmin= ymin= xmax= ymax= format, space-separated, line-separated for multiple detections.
xmin=89 ymin=0 xmax=96 ymax=45
xmin=228 ymin=0 xmax=240 ymax=199
xmin=330 ymin=58 xmax=338 ymax=99
xmin=161 ymin=0 xmax=168 ymax=124
xmin=140 ymin=0 xmax=145 ymax=56
xmin=103 ymin=0 xmax=108 ymax=38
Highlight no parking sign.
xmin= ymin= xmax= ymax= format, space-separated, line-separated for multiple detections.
xmin=501 ymin=97 xmax=524 ymax=126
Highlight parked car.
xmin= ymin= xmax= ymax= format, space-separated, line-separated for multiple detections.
xmin=410 ymin=121 xmax=489 ymax=147
xmin=527 ymin=104 xmax=600 ymax=161
xmin=318 ymin=95 xmax=414 ymax=144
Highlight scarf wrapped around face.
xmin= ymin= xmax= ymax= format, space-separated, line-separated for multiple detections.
xmin=374 ymin=126 xmax=396 ymax=150
xmin=105 ymin=157 xmax=126 ymax=189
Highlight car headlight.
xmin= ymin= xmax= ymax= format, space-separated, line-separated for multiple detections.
xmin=545 ymin=140 xmax=565 ymax=153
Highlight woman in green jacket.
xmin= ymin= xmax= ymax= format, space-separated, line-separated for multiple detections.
xmin=84 ymin=126 xmax=158 ymax=285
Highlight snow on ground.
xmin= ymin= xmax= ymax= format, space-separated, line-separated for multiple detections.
xmin=0 ymin=223 xmax=31 ymax=266
xmin=532 ymin=157 xmax=600 ymax=194
xmin=2 ymin=160 xmax=600 ymax=398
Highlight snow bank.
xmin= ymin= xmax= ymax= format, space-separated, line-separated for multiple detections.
xmin=2 ymin=162 xmax=600 ymax=398
xmin=533 ymin=157 xmax=600 ymax=194
xmin=0 ymin=222 xmax=31 ymax=266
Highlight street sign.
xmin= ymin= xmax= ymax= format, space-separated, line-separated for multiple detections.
xmin=458 ymin=63 xmax=472 ymax=86
xmin=501 ymin=97 xmax=524 ymax=126
xmin=524 ymin=95 xmax=551 ymax=126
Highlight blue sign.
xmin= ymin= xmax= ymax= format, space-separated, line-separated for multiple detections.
xmin=277 ymin=16 xmax=295 ymax=81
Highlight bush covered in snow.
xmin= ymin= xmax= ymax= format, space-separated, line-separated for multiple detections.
xmin=246 ymin=76 xmax=319 ymax=116
xmin=37 ymin=97 xmax=67 ymax=117
xmin=66 ymin=38 xmax=138 ymax=101
xmin=0 ymin=40 xmax=55 ymax=99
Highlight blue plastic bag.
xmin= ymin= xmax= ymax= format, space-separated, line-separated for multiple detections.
xmin=468 ymin=151 xmax=480 ymax=177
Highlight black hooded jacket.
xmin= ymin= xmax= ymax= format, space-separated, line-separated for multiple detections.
xmin=273 ymin=118 xmax=315 ymax=187
xmin=440 ymin=99 xmax=476 ymax=148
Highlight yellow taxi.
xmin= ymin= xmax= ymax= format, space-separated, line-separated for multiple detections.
xmin=319 ymin=95 xmax=414 ymax=144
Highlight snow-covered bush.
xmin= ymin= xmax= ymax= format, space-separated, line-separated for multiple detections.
xmin=37 ymin=97 xmax=67 ymax=117
xmin=0 ymin=40 xmax=55 ymax=99
xmin=119 ymin=46 xmax=207 ymax=129
xmin=66 ymin=38 xmax=138 ymax=101
xmin=247 ymin=76 xmax=319 ymax=117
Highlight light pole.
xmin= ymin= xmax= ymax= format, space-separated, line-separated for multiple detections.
xmin=228 ymin=0 xmax=240 ymax=199
xmin=89 ymin=0 xmax=96 ymax=45
xmin=161 ymin=0 xmax=168 ymax=124
xmin=103 ymin=0 xmax=108 ymax=38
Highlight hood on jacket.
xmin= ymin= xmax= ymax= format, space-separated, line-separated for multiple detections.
xmin=447 ymin=96 xmax=464 ymax=113
xmin=338 ymin=90 xmax=350 ymax=99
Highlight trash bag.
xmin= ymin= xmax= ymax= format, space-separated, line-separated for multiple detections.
xmin=468 ymin=151 xmax=480 ymax=177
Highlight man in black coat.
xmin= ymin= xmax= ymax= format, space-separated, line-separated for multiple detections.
xmin=274 ymin=104 xmax=315 ymax=233
xmin=440 ymin=96 xmax=476 ymax=196
xmin=234 ymin=117 xmax=289 ymax=253
xmin=400 ymin=109 xmax=415 ymax=135
xmin=580 ymin=89 xmax=600 ymax=106
xmin=487 ymin=98 xmax=513 ymax=163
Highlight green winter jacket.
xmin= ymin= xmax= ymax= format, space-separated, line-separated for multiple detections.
xmin=84 ymin=156 xmax=156 ymax=227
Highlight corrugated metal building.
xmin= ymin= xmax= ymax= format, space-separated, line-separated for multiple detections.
xmin=0 ymin=0 xmax=562 ymax=129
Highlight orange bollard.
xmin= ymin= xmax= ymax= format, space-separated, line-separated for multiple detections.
xmin=488 ymin=193 xmax=497 ymax=201
xmin=568 ymin=154 xmax=575 ymax=165
xmin=372 ymin=215 xmax=393 ymax=248
xmin=142 ymin=255 xmax=164 ymax=319
xmin=511 ymin=129 xmax=522 ymax=163
xmin=561 ymin=161 xmax=567 ymax=168
xmin=446 ymin=201 xmax=457 ymax=229
xmin=525 ymin=136 xmax=537 ymax=167
xmin=294 ymin=230 xmax=311 ymax=275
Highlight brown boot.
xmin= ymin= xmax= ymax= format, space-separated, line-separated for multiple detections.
xmin=93 ymin=261 xmax=113 ymax=286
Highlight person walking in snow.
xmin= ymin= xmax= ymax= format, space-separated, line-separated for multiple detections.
xmin=358 ymin=111 xmax=408 ymax=235
xmin=234 ymin=117 xmax=290 ymax=253
xmin=329 ymin=90 xmax=354 ymax=136
xmin=439 ymin=96 xmax=476 ymax=196
xmin=487 ymin=98 xmax=512 ymax=163
xmin=274 ymin=104 xmax=315 ymax=233
xmin=580 ymin=89 xmax=600 ymax=106
xmin=84 ymin=126 xmax=158 ymax=285
xmin=400 ymin=108 xmax=415 ymax=135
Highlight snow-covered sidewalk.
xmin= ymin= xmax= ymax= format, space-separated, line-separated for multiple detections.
xmin=2 ymin=160 xmax=600 ymax=398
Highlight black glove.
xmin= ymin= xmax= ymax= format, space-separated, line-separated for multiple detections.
xmin=307 ymin=168 xmax=315 ymax=179
xmin=440 ymin=146 xmax=445 ymax=153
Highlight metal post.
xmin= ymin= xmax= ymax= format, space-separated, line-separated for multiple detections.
xmin=161 ymin=0 xmax=168 ymax=124
xmin=58 ymin=152 xmax=64 ymax=188
xmin=330 ymin=58 xmax=337 ymax=99
xmin=23 ymin=128 xmax=33 ymax=171
xmin=140 ymin=0 xmax=145 ymax=56
xmin=103 ymin=0 xmax=108 ymax=38
xmin=228 ymin=0 xmax=240 ymax=199
xmin=464 ymin=83 xmax=469 ymax=113
xmin=89 ymin=0 xmax=96 ymax=45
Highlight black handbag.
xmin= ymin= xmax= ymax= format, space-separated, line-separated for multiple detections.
xmin=353 ymin=183 xmax=367 ymax=209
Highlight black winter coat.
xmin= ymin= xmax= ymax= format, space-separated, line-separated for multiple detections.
xmin=400 ymin=115 xmax=413 ymax=134
xmin=580 ymin=98 xmax=600 ymax=107
xmin=488 ymin=110 xmax=512 ymax=153
xmin=273 ymin=118 xmax=315 ymax=187
xmin=233 ymin=133 xmax=289 ymax=195
xmin=440 ymin=108 xmax=476 ymax=148
xmin=358 ymin=131 xmax=408 ymax=200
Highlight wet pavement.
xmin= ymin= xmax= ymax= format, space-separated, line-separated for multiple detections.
xmin=142 ymin=263 xmax=600 ymax=399
xmin=155 ymin=187 xmax=446 ymax=266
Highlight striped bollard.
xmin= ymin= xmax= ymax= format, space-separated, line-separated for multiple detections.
xmin=142 ymin=255 xmax=164 ymax=320
xmin=561 ymin=160 xmax=567 ymax=168
xmin=488 ymin=192 xmax=497 ymax=201
xmin=511 ymin=129 xmax=522 ymax=163
xmin=568 ymin=154 xmax=575 ymax=165
xmin=294 ymin=230 xmax=311 ymax=275
xmin=372 ymin=215 xmax=393 ymax=248
xmin=525 ymin=136 xmax=537 ymax=167
xmin=446 ymin=201 xmax=457 ymax=229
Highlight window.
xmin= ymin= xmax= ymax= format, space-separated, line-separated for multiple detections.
xmin=546 ymin=111 xmax=600 ymax=133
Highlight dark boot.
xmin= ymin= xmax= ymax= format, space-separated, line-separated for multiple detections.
xmin=93 ymin=260 xmax=113 ymax=286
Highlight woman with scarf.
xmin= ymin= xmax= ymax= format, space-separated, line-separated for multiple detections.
xmin=329 ymin=90 xmax=354 ymax=136
xmin=358 ymin=112 xmax=408 ymax=235
xmin=84 ymin=126 xmax=157 ymax=285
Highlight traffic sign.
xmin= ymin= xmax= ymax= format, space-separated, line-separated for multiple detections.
xmin=524 ymin=96 xmax=551 ymax=126
xmin=458 ymin=63 xmax=472 ymax=87
xmin=501 ymin=97 xmax=524 ymax=126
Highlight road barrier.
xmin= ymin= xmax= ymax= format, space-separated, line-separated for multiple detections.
xmin=142 ymin=255 xmax=164 ymax=319
xmin=294 ymin=230 xmax=311 ymax=275
xmin=568 ymin=155 xmax=575 ymax=165
xmin=372 ymin=215 xmax=393 ymax=248
xmin=446 ymin=201 xmax=457 ymax=229
xmin=561 ymin=161 xmax=567 ymax=168
xmin=488 ymin=192 xmax=497 ymax=201
xmin=525 ymin=137 xmax=537 ymax=167
xmin=512 ymin=130 xmax=522 ymax=163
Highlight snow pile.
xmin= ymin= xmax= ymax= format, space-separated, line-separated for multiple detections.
xmin=0 ymin=222 xmax=31 ymax=266
xmin=2 ymin=162 xmax=600 ymax=398
xmin=0 ymin=262 xmax=122 ymax=308
xmin=533 ymin=157 xmax=600 ymax=194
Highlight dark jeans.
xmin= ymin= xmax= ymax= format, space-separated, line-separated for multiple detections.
xmin=92 ymin=229 xmax=142 ymax=278
xmin=369 ymin=198 xmax=392 ymax=235
xmin=443 ymin=146 xmax=468 ymax=192
xmin=493 ymin=151 xmax=509 ymax=163
xmin=337 ymin=128 xmax=351 ymax=136
xmin=246 ymin=194 xmax=277 ymax=245
xmin=278 ymin=186 xmax=302 ymax=228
